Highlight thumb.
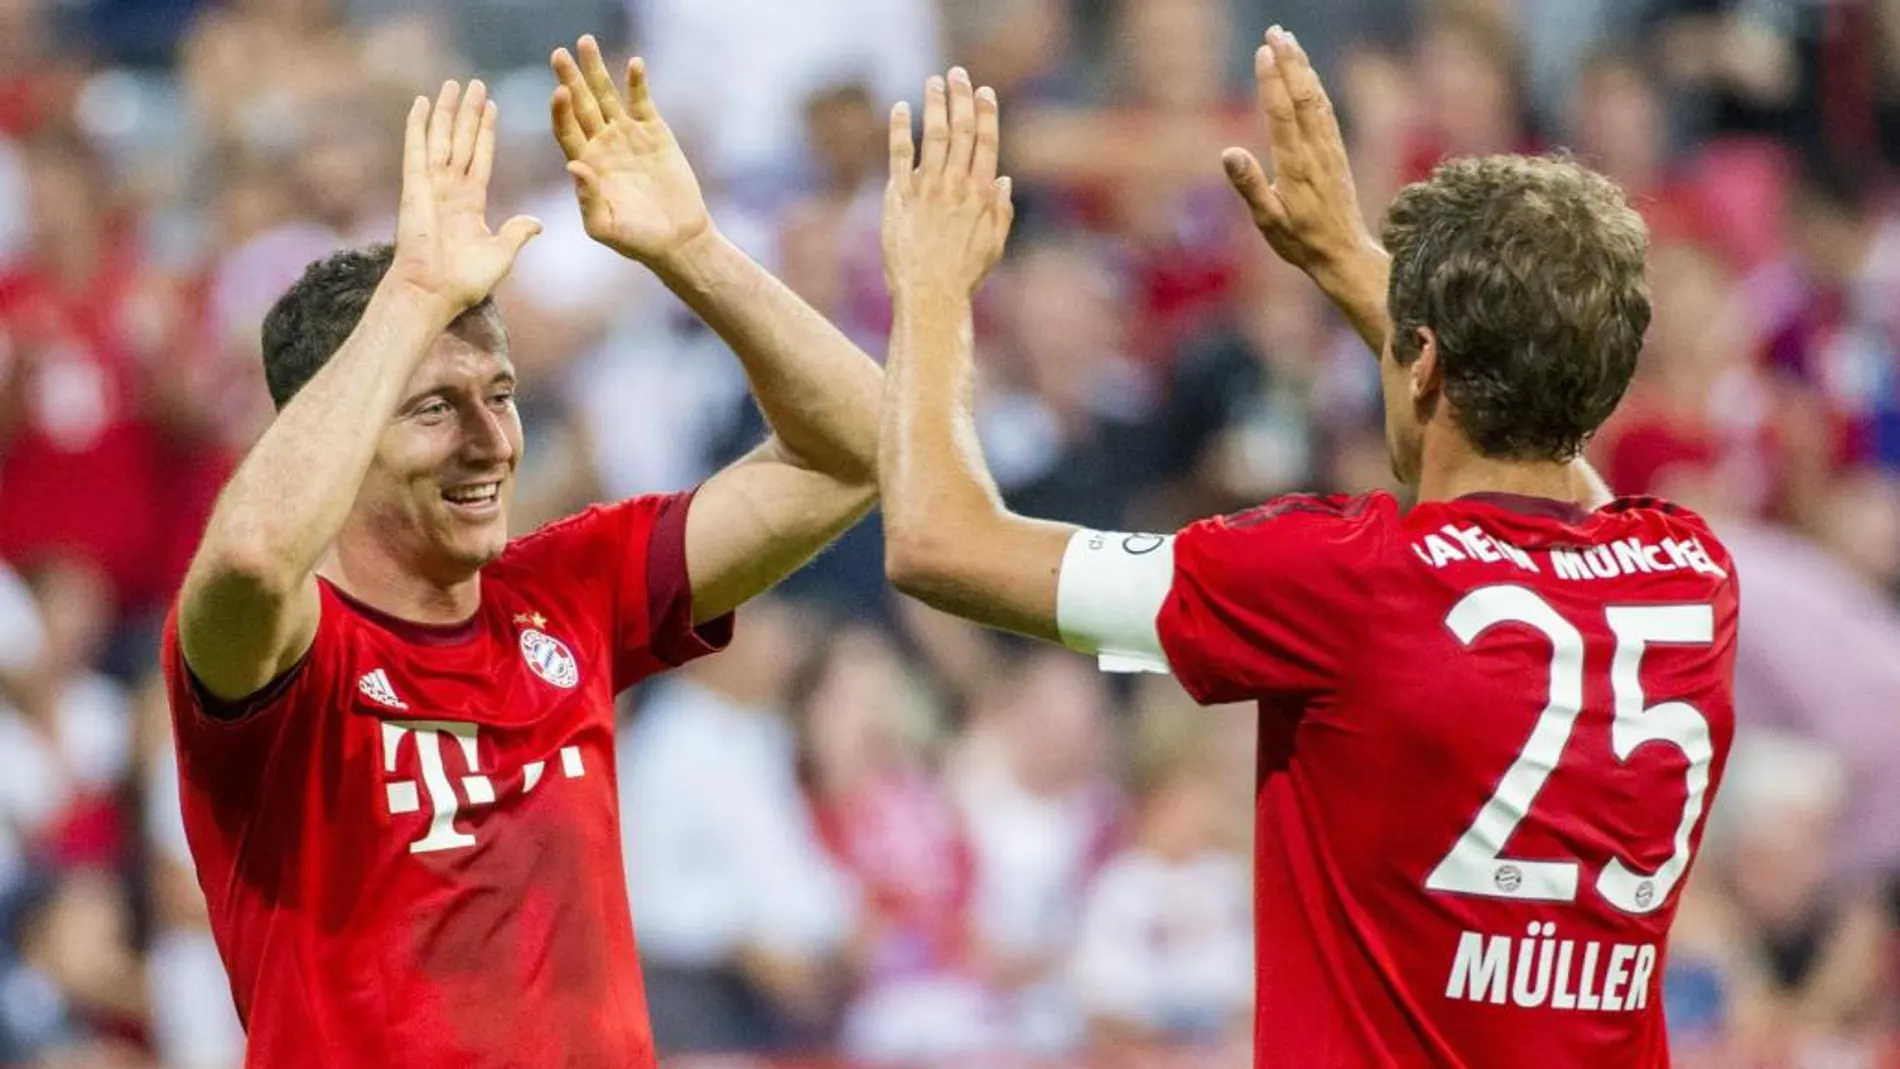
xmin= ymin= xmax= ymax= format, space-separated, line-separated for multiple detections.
xmin=498 ymin=215 xmax=544 ymax=255
xmin=1221 ymin=147 xmax=1287 ymax=228
xmin=565 ymin=160 xmax=601 ymax=195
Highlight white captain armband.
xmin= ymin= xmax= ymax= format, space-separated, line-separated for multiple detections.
xmin=1056 ymin=529 xmax=1176 ymax=675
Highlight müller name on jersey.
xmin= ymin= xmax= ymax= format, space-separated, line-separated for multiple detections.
xmin=1446 ymin=923 xmax=1659 ymax=1012
xmin=1410 ymin=525 xmax=1729 ymax=582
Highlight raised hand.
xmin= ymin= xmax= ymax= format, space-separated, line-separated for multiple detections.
xmin=1222 ymin=27 xmax=1374 ymax=278
xmin=389 ymin=80 xmax=543 ymax=314
xmin=550 ymin=35 xmax=712 ymax=267
xmin=882 ymin=68 xmax=1014 ymax=299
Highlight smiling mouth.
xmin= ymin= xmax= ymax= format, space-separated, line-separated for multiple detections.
xmin=442 ymin=483 xmax=502 ymax=508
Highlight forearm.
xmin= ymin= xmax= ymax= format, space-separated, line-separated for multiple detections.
xmin=881 ymin=287 xmax=1068 ymax=642
xmin=653 ymin=229 xmax=881 ymax=483
xmin=195 ymin=283 xmax=454 ymax=589
xmin=1311 ymin=243 xmax=1394 ymax=358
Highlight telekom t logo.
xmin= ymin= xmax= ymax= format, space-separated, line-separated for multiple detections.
xmin=381 ymin=720 xmax=585 ymax=854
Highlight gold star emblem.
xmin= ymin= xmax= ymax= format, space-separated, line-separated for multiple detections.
xmin=513 ymin=612 xmax=548 ymax=629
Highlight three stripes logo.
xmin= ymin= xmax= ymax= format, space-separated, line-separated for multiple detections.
xmin=358 ymin=669 xmax=408 ymax=711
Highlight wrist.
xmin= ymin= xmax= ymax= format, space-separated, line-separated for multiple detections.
xmin=1310 ymin=236 xmax=1388 ymax=295
xmin=890 ymin=278 xmax=976 ymax=314
xmin=373 ymin=277 xmax=466 ymax=331
xmin=645 ymin=224 xmax=729 ymax=285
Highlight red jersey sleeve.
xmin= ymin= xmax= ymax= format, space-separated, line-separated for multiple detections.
xmin=1156 ymin=492 xmax=1396 ymax=706
xmin=500 ymin=490 xmax=734 ymax=692
xmin=159 ymin=586 xmax=353 ymax=888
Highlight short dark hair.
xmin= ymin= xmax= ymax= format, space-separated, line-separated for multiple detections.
xmin=260 ymin=244 xmax=501 ymax=410
xmin=1382 ymin=154 xmax=1651 ymax=462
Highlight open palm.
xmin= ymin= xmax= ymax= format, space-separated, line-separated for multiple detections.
xmin=391 ymin=79 xmax=542 ymax=312
xmin=550 ymin=36 xmax=711 ymax=266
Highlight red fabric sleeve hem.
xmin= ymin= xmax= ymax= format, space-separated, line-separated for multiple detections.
xmin=645 ymin=489 xmax=735 ymax=667
xmin=167 ymin=610 xmax=314 ymax=726
xmin=1155 ymin=594 xmax=1226 ymax=707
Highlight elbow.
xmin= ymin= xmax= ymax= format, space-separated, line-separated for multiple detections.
xmin=188 ymin=535 xmax=300 ymax=606
xmin=883 ymin=522 xmax=957 ymax=600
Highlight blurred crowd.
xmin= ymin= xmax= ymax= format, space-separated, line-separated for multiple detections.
xmin=0 ymin=0 xmax=1899 ymax=1065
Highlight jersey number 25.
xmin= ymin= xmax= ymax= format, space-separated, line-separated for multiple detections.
xmin=1425 ymin=584 xmax=1715 ymax=915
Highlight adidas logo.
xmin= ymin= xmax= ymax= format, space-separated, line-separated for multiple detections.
xmin=358 ymin=669 xmax=407 ymax=711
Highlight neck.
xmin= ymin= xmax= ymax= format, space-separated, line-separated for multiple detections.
xmin=322 ymin=537 xmax=481 ymax=626
xmin=1412 ymin=428 xmax=1577 ymax=507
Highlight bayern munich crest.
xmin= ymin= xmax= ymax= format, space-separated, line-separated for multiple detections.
xmin=520 ymin=628 xmax=579 ymax=689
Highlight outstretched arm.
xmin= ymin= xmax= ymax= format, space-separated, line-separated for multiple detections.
xmin=878 ymin=72 xmax=1069 ymax=642
xmin=550 ymin=36 xmax=882 ymax=622
xmin=179 ymin=81 xmax=539 ymax=700
xmin=879 ymin=71 xmax=1175 ymax=666
xmin=1221 ymin=28 xmax=1613 ymax=508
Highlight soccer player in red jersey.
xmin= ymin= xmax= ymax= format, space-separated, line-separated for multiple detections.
xmin=876 ymin=31 xmax=1737 ymax=1069
xmin=160 ymin=36 xmax=891 ymax=1069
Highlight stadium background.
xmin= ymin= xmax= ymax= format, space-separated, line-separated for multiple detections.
xmin=0 ymin=0 xmax=1898 ymax=1064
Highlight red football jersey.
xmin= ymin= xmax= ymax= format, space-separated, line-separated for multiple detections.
xmin=1155 ymin=491 xmax=1738 ymax=1069
xmin=160 ymin=492 xmax=732 ymax=1069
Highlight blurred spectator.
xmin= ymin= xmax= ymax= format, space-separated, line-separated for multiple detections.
xmin=1403 ymin=5 xmax=1541 ymax=178
xmin=773 ymin=81 xmax=890 ymax=352
xmin=0 ymin=868 xmax=146 ymax=1066
xmin=1151 ymin=251 xmax=1374 ymax=519
xmin=1649 ymin=0 xmax=1900 ymax=170
xmin=618 ymin=598 xmax=855 ymax=1054
xmin=1008 ymin=0 xmax=1252 ymax=364
xmin=1758 ymin=158 xmax=1900 ymax=481
xmin=979 ymin=235 xmax=1162 ymax=531
xmin=1709 ymin=517 xmax=1900 ymax=884
xmin=949 ymin=649 xmax=1124 ymax=1053
xmin=137 ymin=680 xmax=241 ymax=1069
xmin=941 ymin=0 xmax=1077 ymax=105
xmin=1070 ymin=713 xmax=1250 ymax=1055
xmin=1669 ymin=731 xmax=1894 ymax=1059
xmin=1594 ymin=238 xmax=1797 ymax=519
xmin=0 ymin=133 xmax=171 ymax=621
xmin=0 ymin=0 xmax=86 ymax=139
xmin=1570 ymin=46 xmax=1707 ymax=237
xmin=793 ymin=623 xmax=998 ymax=1061
xmin=0 ymin=558 xmax=133 ymax=874
xmin=628 ymin=0 xmax=940 ymax=192
xmin=1807 ymin=466 xmax=1900 ymax=595
xmin=179 ymin=0 xmax=361 ymax=148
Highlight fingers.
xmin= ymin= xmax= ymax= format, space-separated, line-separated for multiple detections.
xmin=577 ymin=35 xmax=628 ymax=123
xmin=470 ymin=100 xmax=499 ymax=191
xmin=991 ymin=174 xmax=1015 ymax=240
xmin=1270 ymin=27 xmax=1338 ymax=144
xmin=973 ymin=85 xmax=1000 ymax=185
xmin=402 ymin=94 xmax=430 ymax=190
xmin=550 ymin=46 xmax=604 ymax=137
xmin=1222 ymin=146 xmax=1290 ymax=231
xmin=625 ymin=56 xmax=659 ymax=122
xmin=429 ymin=81 xmax=460 ymax=169
xmin=945 ymin=67 xmax=978 ymax=181
xmin=1254 ymin=39 xmax=1298 ymax=179
xmin=550 ymin=86 xmax=588 ymax=159
xmin=920 ymin=75 xmax=949 ymax=179
xmin=451 ymin=79 xmax=487 ymax=175
xmin=888 ymin=101 xmax=914 ymax=183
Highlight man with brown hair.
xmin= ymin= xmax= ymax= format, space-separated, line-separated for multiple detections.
xmin=876 ymin=27 xmax=1736 ymax=1069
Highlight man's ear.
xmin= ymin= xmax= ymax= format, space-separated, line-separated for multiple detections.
xmin=1409 ymin=325 xmax=1443 ymax=405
